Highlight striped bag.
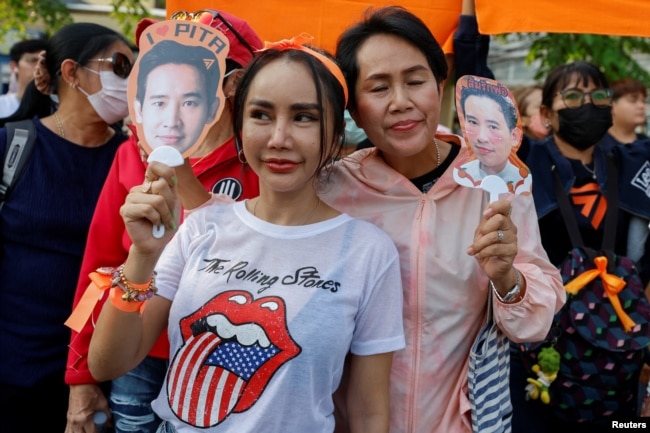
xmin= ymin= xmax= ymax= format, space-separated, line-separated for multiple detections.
xmin=468 ymin=293 xmax=512 ymax=433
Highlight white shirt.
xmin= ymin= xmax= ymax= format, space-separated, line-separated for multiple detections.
xmin=0 ymin=93 xmax=19 ymax=118
xmin=152 ymin=200 xmax=405 ymax=432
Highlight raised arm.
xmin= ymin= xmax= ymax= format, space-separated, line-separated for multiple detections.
xmin=88 ymin=163 xmax=179 ymax=380
xmin=453 ymin=0 xmax=495 ymax=80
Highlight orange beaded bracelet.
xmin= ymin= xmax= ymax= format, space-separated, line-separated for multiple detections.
xmin=108 ymin=264 xmax=157 ymax=313
xmin=110 ymin=286 xmax=146 ymax=313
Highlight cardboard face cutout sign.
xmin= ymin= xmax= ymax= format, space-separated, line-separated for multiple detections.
xmin=128 ymin=20 xmax=229 ymax=157
xmin=453 ymin=75 xmax=532 ymax=201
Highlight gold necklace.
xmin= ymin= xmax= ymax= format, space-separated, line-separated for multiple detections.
xmin=253 ymin=198 xmax=322 ymax=225
xmin=54 ymin=112 xmax=65 ymax=138
xmin=433 ymin=138 xmax=441 ymax=168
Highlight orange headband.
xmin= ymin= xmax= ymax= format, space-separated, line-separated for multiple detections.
xmin=259 ymin=33 xmax=348 ymax=106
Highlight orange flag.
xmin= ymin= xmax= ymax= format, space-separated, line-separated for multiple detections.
xmin=476 ymin=0 xmax=650 ymax=37
xmin=165 ymin=0 xmax=462 ymax=54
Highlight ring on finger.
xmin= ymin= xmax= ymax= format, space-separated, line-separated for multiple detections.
xmin=497 ymin=229 xmax=504 ymax=243
xmin=142 ymin=180 xmax=153 ymax=194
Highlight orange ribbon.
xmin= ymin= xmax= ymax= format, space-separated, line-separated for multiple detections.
xmin=260 ymin=33 xmax=348 ymax=106
xmin=564 ymin=255 xmax=635 ymax=332
xmin=65 ymin=270 xmax=114 ymax=332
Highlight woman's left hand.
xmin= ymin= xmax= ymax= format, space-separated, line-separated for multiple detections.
xmin=467 ymin=198 xmax=518 ymax=285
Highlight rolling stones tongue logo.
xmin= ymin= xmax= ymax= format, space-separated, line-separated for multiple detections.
xmin=166 ymin=290 xmax=301 ymax=427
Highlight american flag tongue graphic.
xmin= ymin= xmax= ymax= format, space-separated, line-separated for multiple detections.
xmin=167 ymin=332 xmax=279 ymax=427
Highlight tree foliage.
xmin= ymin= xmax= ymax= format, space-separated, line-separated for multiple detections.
xmin=501 ymin=33 xmax=650 ymax=88
xmin=0 ymin=0 xmax=72 ymax=39
xmin=108 ymin=0 xmax=153 ymax=45
xmin=0 ymin=0 xmax=153 ymax=45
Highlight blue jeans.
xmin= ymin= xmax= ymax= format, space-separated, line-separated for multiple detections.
xmin=110 ymin=356 xmax=168 ymax=433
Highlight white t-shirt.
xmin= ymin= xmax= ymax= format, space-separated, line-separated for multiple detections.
xmin=0 ymin=93 xmax=19 ymax=118
xmin=151 ymin=200 xmax=405 ymax=433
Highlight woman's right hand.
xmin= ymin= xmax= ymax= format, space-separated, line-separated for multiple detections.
xmin=120 ymin=161 xmax=180 ymax=255
xmin=65 ymin=384 xmax=111 ymax=433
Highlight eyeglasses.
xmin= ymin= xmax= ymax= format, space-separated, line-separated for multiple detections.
xmin=87 ymin=52 xmax=132 ymax=79
xmin=170 ymin=10 xmax=256 ymax=56
xmin=557 ymin=88 xmax=613 ymax=109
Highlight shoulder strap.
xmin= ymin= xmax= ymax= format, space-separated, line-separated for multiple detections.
xmin=552 ymin=155 xmax=620 ymax=251
xmin=552 ymin=165 xmax=585 ymax=249
xmin=0 ymin=120 xmax=37 ymax=209
xmin=601 ymin=153 xmax=619 ymax=251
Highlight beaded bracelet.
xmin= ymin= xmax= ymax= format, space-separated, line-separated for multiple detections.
xmin=97 ymin=264 xmax=157 ymax=313
xmin=114 ymin=263 xmax=157 ymax=302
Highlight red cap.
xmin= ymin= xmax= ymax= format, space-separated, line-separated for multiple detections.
xmin=135 ymin=11 xmax=262 ymax=68
xmin=135 ymin=18 xmax=158 ymax=48
xmin=204 ymin=9 xmax=262 ymax=68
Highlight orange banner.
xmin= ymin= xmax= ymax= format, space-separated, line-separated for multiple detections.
xmin=475 ymin=0 xmax=650 ymax=37
xmin=165 ymin=0 xmax=462 ymax=54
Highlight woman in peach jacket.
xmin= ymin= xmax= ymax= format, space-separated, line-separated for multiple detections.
xmin=321 ymin=6 xmax=565 ymax=433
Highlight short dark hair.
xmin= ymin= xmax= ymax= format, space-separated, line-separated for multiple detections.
xmin=459 ymin=86 xmax=518 ymax=131
xmin=233 ymin=48 xmax=346 ymax=179
xmin=336 ymin=6 xmax=448 ymax=111
xmin=135 ymin=40 xmax=219 ymax=108
xmin=541 ymin=61 xmax=609 ymax=108
xmin=9 ymin=39 xmax=49 ymax=63
xmin=610 ymin=77 xmax=647 ymax=101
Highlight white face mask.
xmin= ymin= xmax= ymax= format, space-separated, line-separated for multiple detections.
xmin=78 ymin=68 xmax=129 ymax=124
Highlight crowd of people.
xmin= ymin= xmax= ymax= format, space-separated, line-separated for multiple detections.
xmin=0 ymin=1 xmax=648 ymax=433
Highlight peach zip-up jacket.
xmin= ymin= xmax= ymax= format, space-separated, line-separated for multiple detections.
xmin=320 ymin=134 xmax=565 ymax=433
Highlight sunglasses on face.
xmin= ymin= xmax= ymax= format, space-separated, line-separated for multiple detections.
xmin=87 ymin=52 xmax=132 ymax=79
xmin=557 ymin=88 xmax=613 ymax=109
xmin=170 ymin=9 xmax=256 ymax=56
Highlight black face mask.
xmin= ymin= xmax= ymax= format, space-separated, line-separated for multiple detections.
xmin=556 ymin=103 xmax=612 ymax=151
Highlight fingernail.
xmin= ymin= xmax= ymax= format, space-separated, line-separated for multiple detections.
xmin=171 ymin=176 xmax=177 ymax=186
xmin=169 ymin=221 xmax=176 ymax=231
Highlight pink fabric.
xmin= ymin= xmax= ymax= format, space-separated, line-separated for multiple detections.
xmin=320 ymin=134 xmax=565 ymax=433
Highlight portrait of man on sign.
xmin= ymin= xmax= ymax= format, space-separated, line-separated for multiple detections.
xmin=128 ymin=19 xmax=229 ymax=157
xmin=453 ymin=75 xmax=532 ymax=196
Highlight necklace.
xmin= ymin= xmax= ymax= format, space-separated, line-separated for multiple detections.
xmin=54 ymin=112 xmax=65 ymax=138
xmin=253 ymin=198 xmax=322 ymax=225
xmin=582 ymin=161 xmax=596 ymax=179
xmin=433 ymin=138 xmax=441 ymax=168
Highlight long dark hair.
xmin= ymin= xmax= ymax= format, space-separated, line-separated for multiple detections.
xmin=233 ymin=48 xmax=346 ymax=179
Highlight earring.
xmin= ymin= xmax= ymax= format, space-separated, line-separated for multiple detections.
xmin=235 ymin=136 xmax=247 ymax=164
xmin=237 ymin=149 xmax=247 ymax=164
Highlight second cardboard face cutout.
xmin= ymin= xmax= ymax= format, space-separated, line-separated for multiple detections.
xmin=453 ymin=75 xmax=532 ymax=198
xmin=128 ymin=20 xmax=229 ymax=157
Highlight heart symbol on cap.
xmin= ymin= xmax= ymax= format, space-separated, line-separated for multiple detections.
xmin=156 ymin=25 xmax=169 ymax=36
